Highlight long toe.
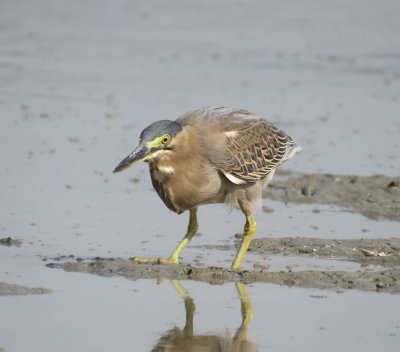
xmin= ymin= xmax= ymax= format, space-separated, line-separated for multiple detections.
xmin=131 ymin=256 xmax=159 ymax=263
xmin=158 ymin=257 xmax=180 ymax=264
xmin=130 ymin=256 xmax=180 ymax=264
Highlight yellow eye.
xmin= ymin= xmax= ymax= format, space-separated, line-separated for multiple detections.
xmin=161 ymin=135 xmax=171 ymax=145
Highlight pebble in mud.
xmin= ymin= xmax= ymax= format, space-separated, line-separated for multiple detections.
xmin=262 ymin=206 xmax=274 ymax=213
xmin=253 ymin=262 xmax=270 ymax=270
xmin=310 ymin=295 xmax=328 ymax=299
xmin=301 ymin=184 xmax=316 ymax=197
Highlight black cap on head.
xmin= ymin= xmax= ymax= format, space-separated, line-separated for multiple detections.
xmin=140 ymin=120 xmax=182 ymax=142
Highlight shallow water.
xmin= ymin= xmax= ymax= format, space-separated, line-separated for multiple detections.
xmin=1 ymin=0 xmax=400 ymax=351
xmin=1 ymin=255 xmax=399 ymax=351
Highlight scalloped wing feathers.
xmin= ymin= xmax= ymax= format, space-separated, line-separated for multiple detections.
xmin=176 ymin=107 xmax=299 ymax=184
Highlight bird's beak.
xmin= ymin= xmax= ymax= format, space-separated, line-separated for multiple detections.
xmin=113 ymin=143 xmax=150 ymax=174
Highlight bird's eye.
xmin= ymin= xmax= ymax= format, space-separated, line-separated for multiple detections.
xmin=161 ymin=135 xmax=171 ymax=145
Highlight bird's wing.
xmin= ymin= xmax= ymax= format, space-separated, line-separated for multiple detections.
xmin=177 ymin=107 xmax=297 ymax=184
xmin=176 ymin=106 xmax=259 ymax=131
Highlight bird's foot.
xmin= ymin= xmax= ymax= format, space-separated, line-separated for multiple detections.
xmin=131 ymin=256 xmax=179 ymax=265
xmin=157 ymin=257 xmax=180 ymax=265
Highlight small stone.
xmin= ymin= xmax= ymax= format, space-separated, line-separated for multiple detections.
xmin=301 ymin=185 xmax=315 ymax=197
xmin=387 ymin=180 xmax=399 ymax=188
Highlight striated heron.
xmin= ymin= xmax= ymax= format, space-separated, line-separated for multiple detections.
xmin=113 ymin=107 xmax=301 ymax=270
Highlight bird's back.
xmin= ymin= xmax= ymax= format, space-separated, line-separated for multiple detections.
xmin=176 ymin=107 xmax=300 ymax=185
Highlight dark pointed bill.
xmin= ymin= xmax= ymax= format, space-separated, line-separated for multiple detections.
xmin=113 ymin=144 xmax=148 ymax=174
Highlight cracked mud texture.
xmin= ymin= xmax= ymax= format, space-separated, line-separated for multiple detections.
xmin=0 ymin=282 xmax=52 ymax=296
xmin=47 ymin=236 xmax=400 ymax=294
xmin=263 ymin=171 xmax=400 ymax=221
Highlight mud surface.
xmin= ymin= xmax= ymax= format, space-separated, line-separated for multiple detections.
xmin=264 ymin=172 xmax=400 ymax=221
xmin=0 ymin=282 xmax=52 ymax=296
xmin=0 ymin=237 xmax=22 ymax=247
xmin=46 ymin=171 xmax=400 ymax=294
xmin=47 ymin=236 xmax=400 ymax=294
xmin=203 ymin=237 xmax=400 ymax=266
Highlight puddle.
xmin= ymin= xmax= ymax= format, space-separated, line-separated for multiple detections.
xmin=1 ymin=255 xmax=400 ymax=352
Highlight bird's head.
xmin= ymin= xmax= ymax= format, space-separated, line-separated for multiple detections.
xmin=113 ymin=120 xmax=182 ymax=174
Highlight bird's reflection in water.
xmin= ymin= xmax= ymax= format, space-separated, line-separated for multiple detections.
xmin=152 ymin=281 xmax=256 ymax=352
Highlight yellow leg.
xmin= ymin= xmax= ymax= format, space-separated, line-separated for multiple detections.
xmin=163 ymin=208 xmax=198 ymax=263
xmin=132 ymin=208 xmax=198 ymax=265
xmin=231 ymin=215 xmax=256 ymax=270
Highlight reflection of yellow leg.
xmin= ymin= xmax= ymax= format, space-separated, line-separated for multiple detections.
xmin=171 ymin=280 xmax=195 ymax=336
xmin=236 ymin=282 xmax=254 ymax=325
xmin=172 ymin=280 xmax=188 ymax=297
xmin=231 ymin=215 xmax=256 ymax=270
xmin=132 ymin=208 xmax=198 ymax=265
xmin=167 ymin=281 xmax=254 ymax=348
xmin=233 ymin=282 xmax=254 ymax=343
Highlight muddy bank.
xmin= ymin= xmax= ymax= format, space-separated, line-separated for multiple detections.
xmin=47 ymin=236 xmax=400 ymax=294
xmin=0 ymin=282 xmax=52 ymax=296
xmin=47 ymin=261 xmax=400 ymax=294
xmin=264 ymin=172 xmax=400 ymax=221
xmin=0 ymin=237 xmax=22 ymax=247
xmin=207 ymin=236 xmax=400 ymax=266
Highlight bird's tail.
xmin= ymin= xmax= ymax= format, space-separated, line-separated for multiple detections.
xmin=281 ymin=144 xmax=302 ymax=164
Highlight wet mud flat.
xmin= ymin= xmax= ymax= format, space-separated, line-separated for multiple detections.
xmin=263 ymin=171 xmax=400 ymax=221
xmin=47 ymin=172 xmax=400 ymax=294
xmin=47 ymin=236 xmax=400 ymax=294
xmin=0 ymin=282 xmax=52 ymax=296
